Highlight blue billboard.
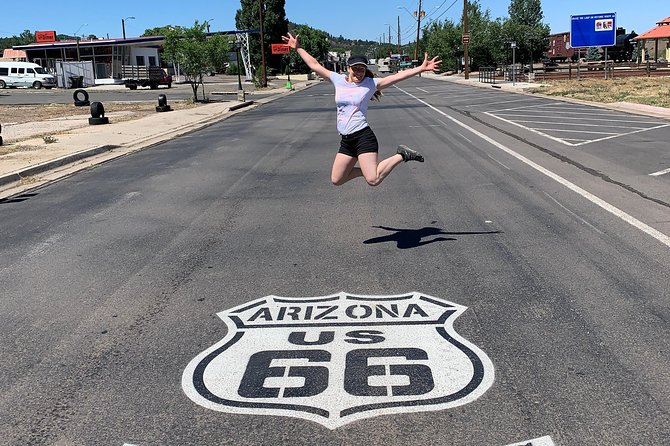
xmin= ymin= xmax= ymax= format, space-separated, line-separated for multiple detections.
xmin=570 ymin=13 xmax=616 ymax=48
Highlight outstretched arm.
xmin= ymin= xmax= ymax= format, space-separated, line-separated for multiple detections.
xmin=375 ymin=53 xmax=441 ymax=90
xmin=282 ymin=32 xmax=332 ymax=81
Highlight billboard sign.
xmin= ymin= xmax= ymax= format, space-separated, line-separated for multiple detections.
xmin=271 ymin=43 xmax=290 ymax=54
xmin=35 ymin=31 xmax=57 ymax=43
xmin=570 ymin=13 xmax=616 ymax=48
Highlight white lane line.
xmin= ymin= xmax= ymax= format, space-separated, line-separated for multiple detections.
xmin=408 ymin=124 xmax=442 ymax=128
xmin=486 ymin=112 xmax=670 ymax=145
xmin=513 ymin=120 xmax=648 ymax=130
xmin=544 ymin=191 xmax=604 ymax=234
xmin=416 ymin=87 xmax=430 ymax=93
xmin=397 ymin=86 xmax=670 ymax=248
xmin=493 ymin=113 xmax=662 ymax=125
xmin=532 ymin=128 xmax=619 ymax=135
xmin=570 ymin=123 xmax=670 ymax=146
xmin=649 ymin=167 xmax=670 ymax=177
xmin=483 ymin=112 xmax=579 ymax=146
xmin=457 ymin=131 xmax=473 ymax=144
xmin=463 ymin=98 xmax=544 ymax=107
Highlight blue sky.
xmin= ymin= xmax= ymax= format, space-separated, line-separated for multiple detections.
xmin=0 ymin=0 xmax=661 ymax=40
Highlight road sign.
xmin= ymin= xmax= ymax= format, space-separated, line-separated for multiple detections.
xmin=462 ymin=33 xmax=470 ymax=45
xmin=271 ymin=43 xmax=290 ymax=55
xmin=570 ymin=13 xmax=616 ymax=48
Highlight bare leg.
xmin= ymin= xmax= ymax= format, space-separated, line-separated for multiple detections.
xmin=331 ymin=153 xmax=363 ymax=185
xmin=358 ymin=152 xmax=404 ymax=186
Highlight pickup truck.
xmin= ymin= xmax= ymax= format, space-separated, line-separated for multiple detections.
xmin=121 ymin=65 xmax=172 ymax=89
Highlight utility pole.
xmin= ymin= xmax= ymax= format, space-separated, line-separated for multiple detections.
xmin=258 ymin=0 xmax=267 ymax=87
xmin=388 ymin=25 xmax=392 ymax=55
xmin=414 ymin=0 xmax=423 ymax=62
xmin=397 ymin=16 xmax=401 ymax=55
xmin=463 ymin=0 xmax=469 ymax=79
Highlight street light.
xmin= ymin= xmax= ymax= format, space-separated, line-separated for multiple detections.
xmin=121 ymin=17 xmax=134 ymax=69
xmin=511 ymin=41 xmax=517 ymax=85
xmin=206 ymin=18 xmax=214 ymax=33
xmin=234 ymin=41 xmax=243 ymax=92
xmin=122 ymin=16 xmax=135 ymax=39
xmin=397 ymin=2 xmax=424 ymax=62
xmin=74 ymin=24 xmax=87 ymax=61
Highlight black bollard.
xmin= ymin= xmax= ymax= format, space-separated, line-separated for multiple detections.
xmin=88 ymin=101 xmax=109 ymax=125
xmin=0 ymin=122 xmax=3 ymax=146
xmin=156 ymin=94 xmax=172 ymax=112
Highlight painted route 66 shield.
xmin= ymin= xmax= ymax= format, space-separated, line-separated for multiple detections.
xmin=182 ymin=292 xmax=494 ymax=429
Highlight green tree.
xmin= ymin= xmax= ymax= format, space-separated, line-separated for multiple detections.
xmin=142 ymin=26 xmax=175 ymax=37
xmin=586 ymin=46 xmax=601 ymax=61
xmin=162 ymin=22 xmax=229 ymax=102
xmin=287 ymin=24 xmax=329 ymax=74
xmin=459 ymin=0 xmax=500 ymax=70
xmin=504 ymin=0 xmax=550 ymax=66
xmin=0 ymin=29 xmax=35 ymax=51
xmin=235 ymin=0 xmax=289 ymax=82
xmin=423 ymin=20 xmax=461 ymax=72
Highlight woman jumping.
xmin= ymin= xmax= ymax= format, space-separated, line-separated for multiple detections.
xmin=282 ymin=32 xmax=441 ymax=187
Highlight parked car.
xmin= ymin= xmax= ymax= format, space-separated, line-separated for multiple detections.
xmin=0 ymin=61 xmax=57 ymax=89
xmin=158 ymin=69 xmax=172 ymax=88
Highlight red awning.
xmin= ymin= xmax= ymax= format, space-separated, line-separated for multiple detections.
xmin=635 ymin=16 xmax=670 ymax=40
xmin=2 ymin=49 xmax=27 ymax=59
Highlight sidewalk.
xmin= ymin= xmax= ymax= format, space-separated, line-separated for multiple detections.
xmin=0 ymin=79 xmax=315 ymax=199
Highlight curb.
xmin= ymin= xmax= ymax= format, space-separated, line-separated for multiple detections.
xmin=0 ymin=145 xmax=118 ymax=187
xmin=0 ymin=82 xmax=316 ymax=196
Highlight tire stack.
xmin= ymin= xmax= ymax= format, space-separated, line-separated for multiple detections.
xmin=156 ymin=94 xmax=172 ymax=112
xmin=89 ymin=102 xmax=109 ymax=125
xmin=73 ymin=89 xmax=90 ymax=107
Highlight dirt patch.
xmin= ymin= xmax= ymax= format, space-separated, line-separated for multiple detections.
xmin=0 ymin=101 xmax=199 ymax=126
xmin=528 ymin=77 xmax=670 ymax=108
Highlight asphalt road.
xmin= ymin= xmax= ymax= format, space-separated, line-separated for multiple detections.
xmin=0 ymin=78 xmax=669 ymax=446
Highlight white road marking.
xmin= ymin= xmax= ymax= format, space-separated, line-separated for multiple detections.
xmin=495 ymin=113 xmax=661 ymax=125
xmin=484 ymin=111 xmax=670 ymax=146
xmin=505 ymin=435 xmax=555 ymax=446
xmin=457 ymin=131 xmax=473 ymax=144
xmin=532 ymin=128 xmax=619 ymax=135
xmin=649 ymin=167 xmax=670 ymax=177
xmin=416 ymin=87 xmax=430 ymax=93
xmin=486 ymin=154 xmax=511 ymax=170
xmin=483 ymin=112 xmax=580 ymax=146
xmin=512 ymin=120 xmax=648 ymax=130
xmin=463 ymin=97 xmax=542 ymax=107
xmin=543 ymin=192 xmax=604 ymax=234
xmin=397 ymin=86 xmax=670 ymax=248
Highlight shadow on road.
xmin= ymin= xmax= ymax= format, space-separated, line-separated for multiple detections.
xmin=363 ymin=225 xmax=502 ymax=249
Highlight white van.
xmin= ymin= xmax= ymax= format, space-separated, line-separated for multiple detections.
xmin=0 ymin=61 xmax=57 ymax=89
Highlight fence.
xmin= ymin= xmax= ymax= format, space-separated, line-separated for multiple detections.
xmin=478 ymin=67 xmax=496 ymax=84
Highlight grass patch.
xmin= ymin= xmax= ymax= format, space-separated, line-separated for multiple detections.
xmin=528 ymin=76 xmax=670 ymax=108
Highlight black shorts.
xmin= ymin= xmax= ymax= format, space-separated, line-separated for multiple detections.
xmin=339 ymin=126 xmax=379 ymax=157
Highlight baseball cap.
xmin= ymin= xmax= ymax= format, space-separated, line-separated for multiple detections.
xmin=347 ymin=55 xmax=368 ymax=67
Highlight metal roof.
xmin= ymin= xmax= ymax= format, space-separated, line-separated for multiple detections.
xmin=635 ymin=17 xmax=670 ymax=40
xmin=13 ymin=36 xmax=165 ymax=50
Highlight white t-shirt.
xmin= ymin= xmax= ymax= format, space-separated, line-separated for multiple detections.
xmin=329 ymin=72 xmax=381 ymax=135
